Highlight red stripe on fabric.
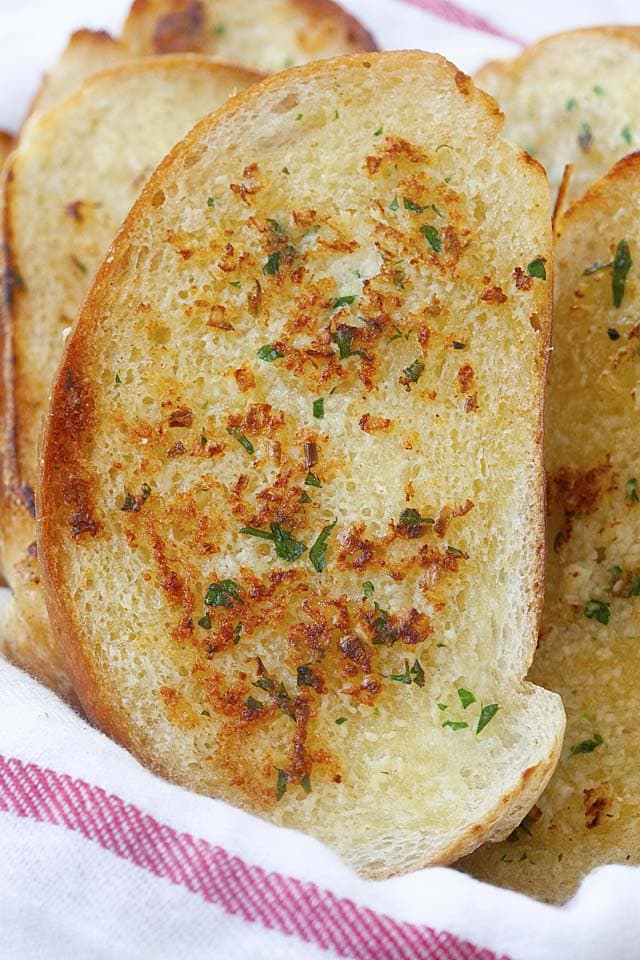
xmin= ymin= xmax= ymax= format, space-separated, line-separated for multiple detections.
xmin=0 ymin=755 xmax=510 ymax=960
xmin=398 ymin=0 xmax=525 ymax=46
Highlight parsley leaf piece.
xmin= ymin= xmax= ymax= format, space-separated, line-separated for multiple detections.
xmin=398 ymin=507 xmax=434 ymax=532
xmin=115 ymin=372 xmax=122 ymax=384
xmin=207 ymin=197 xmax=216 ymax=207
xmin=300 ymin=773 xmax=312 ymax=794
xmin=120 ymin=492 xmax=138 ymax=512
xmin=205 ymin=579 xmax=242 ymax=608
xmin=389 ymin=195 xmax=399 ymax=211
xmin=386 ymin=659 xmax=412 ymax=684
xmin=309 ymin=519 xmax=337 ymax=572
xmin=452 ymin=340 xmax=466 ymax=350
xmin=387 ymin=326 xmax=410 ymax=343
xmin=578 ymin=121 xmax=593 ymax=152
xmin=331 ymin=295 xmax=356 ymax=310
xmin=263 ymin=250 xmax=281 ymax=275
xmin=299 ymin=491 xmax=312 ymax=504
xmin=457 ymin=688 xmax=476 ymax=709
xmin=266 ymin=218 xmax=284 ymax=234
xmin=371 ymin=606 xmax=396 ymax=645
xmin=362 ymin=580 xmax=374 ymax=598
xmin=374 ymin=125 xmax=383 ymax=136
xmin=245 ymin=696 xmax=263 ymax=712
xmin=437 ymin=703 xmax=448 ymax=711
xmin=566 ymin=96 xmax=578 ymax=111
xmin=198 ymin=613 xmax=212 ymax=630
xmin=626 ymin=478 xmax=639 ymax=503
xmin=304 ymin=471 xmax=321 ymax=488
xmin=276 ymin=768 xmax=288 ymax=801
xmin=527 ymin=258 xmax=547 ymax=280
xmin=420 ymin=224 xmax=442 ymax=252
xmin=476 ymin=703 xmax=500 ymax=735
xmin=612 ymin=239 xmax=632 ymax=308
xmin=257 ymin=344 xmax=284 ymax=362
xmin=628 ymin=576 xmax=640 ymax=597
xmin=593 ymin=84 xmax=605 ymax=96
xmin=584 ymin=599 xmax=610 ymax=625
xmin=254 ymin=676 xmax=275 ymax=693
xmin=229 ymin=280 xmax=241 ymax=288
xmin=410 ymin=658 xmax=425 ymax=688
xmin=332 ymin=327 xmax=367 ymax=360
xmin=622 ymin=125 xmax=633 ymax=145
xmin=403 ymin=197 xmax=425 ymax=213
xmin=569 ymin=734 xmax=603 ymax=756
xmin=233 ymin=623 xmax=243 ymax=644
xmin=240 ymin=525 xmax=274 ymax=541
xmin=271 ymin=523 xmax=306 ymax=562
xmin=226 ymin=428 xmax=254 ymax=455
xmin=402 ymin=359 xmax=425 ymax=384
xmin=443 ymin=720 xmax=468 ymax=731
xmin=313 ymin=397 xmax=324 ymax=419
xmin=335 ymin=716 xmax=348 ymax=725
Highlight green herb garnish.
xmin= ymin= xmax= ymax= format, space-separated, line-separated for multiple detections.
xmin=115 ymin=372 xmax=122 ymax=384
xmin=198 ymin=613 xmax=212 ymax=630
xmin=300 ymin=773 xmax=312 ymax=794
xmin=569 ymin=734 xmax=603 ymax=756
xmin=476 ymin=703 xmax=500 ymax=735
xmin=331 ymin=295 xmax=356 ymax=310
xmin=276 ymin=768 xmax=287 ymax=801
xmin=257 ymin=344 xmax=284 ymax=362
xmin=309 ymin=519 xmax=337 ymax=572
xmin=583 ymin=259 xmax=613 ymax=276
xmin=304 ymin=471 xmax=321 ymax=488
xmin=622 ymin=125 xmax=633 ymax=145
xmin=403 ymin=197 xmax=424 ymax=213
xmin=335 ymin=716 xmax=348 ymax=725
xmin=627 ymin=575 xmax=640 ymax=597
xmin=612 ymin=239 xmax=632 ymax=308
xmin=374 ymin=125 xmax=383 ymax=136
xmin=362 ymin=581 xmax=374 ymax=598
xmin=411 ymin=658 xmax=425 ymax=688
xmin=578 ymin=121 xmax=593 ymax=151
xmin=457 ymin=688 xmax=476 ymax=709
xmin=389 ymin=195 xmax=399 ymax=211
xmin=584 ymin=599 xmax=610 ymax=624
xmin=401 ymin=359 xmax=425 ymax=385
xmin=386 ymin=660 xmax=412 ymax=684
xmin=398 ymin=507 xmax=434 ymax=531
xmin=205 ymin=579 xmax=241 ymax=608
xmin=313 ymin=397 xmax=324 ymax=419
xmin=240 ymin=523 xmax=306 ymax=562
xmin=332 ymin=327 xmax=366 ymax=360
xmin=420 ymin=224 xmax=441 ymax=252
xmin=527 ymin=258 xmax=547 ymax=280
xmin=263 ymin=251 xmax=281 ymax=275
xmin=452 ymin=341 xmax=465 ymax=350
xmin=626 ymin=478 xmax=639 ymax=503
xmin=226 ymin=428 xmax=254 ymax=455
xmin=566 ymin=97 xmax=578 ymax=111
xmin=229 ymin=280 xmax=241 ymax=289
xmin=245 ymin=696 xmax=263 ymax=712
xmin=207 ymin=197 xmax=216 ymax=207
xmin=437 ymin=703 xmax=448 ymax=711
xmin=443 ymin=720 xmax=468 ymax=731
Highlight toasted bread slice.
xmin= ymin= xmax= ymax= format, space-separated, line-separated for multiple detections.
xmin=475 ymin=28 xmax=640 ymax=204
xmin=39 ymin=51 xmax=564 ymax=877
xmin=27 ymin=29 xmax=127 ymax=121
xmin=0 ymin=56 xmax=261 ymax=696
xmin=122 ymin=0 xmax=376 ymax=71
xmin=461 ymin=152 xmax=640 ymax=902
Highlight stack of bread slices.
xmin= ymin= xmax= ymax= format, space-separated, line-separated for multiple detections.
xmin=2 ymin=6 xmax=635 ymax=896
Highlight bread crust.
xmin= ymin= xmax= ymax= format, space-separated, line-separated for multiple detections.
xmin=39 ymin=51 xmax=563 ymax=876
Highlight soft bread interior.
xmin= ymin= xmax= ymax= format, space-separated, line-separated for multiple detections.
xmin=40 ymin=52 xmax=564 ymax=876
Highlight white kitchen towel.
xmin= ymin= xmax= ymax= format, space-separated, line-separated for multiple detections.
xmin=1 ymin=2 xmax=640 ymax=958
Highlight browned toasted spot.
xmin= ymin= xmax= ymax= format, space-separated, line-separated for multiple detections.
xmin=480 ymin=285 xmax=507 ymax=304
xmin=513 ymin=266 xmax=533 ymax=291
xmin=234 ymin=367 xmax=256 ymax=392
xmin=433 ymin=499 xmax=474 ymax=538
xmin=64 ymin=200 xmax=84 ymax=222
xmin=168 ymin=406 xmax=193 ymax=427
xmin=365 ymin=136 xmax=427 ymax=175
xmin=63 ymin=476 xmax=101 ymax=540
xmin=152 ymin=0 xmax=205 ymax=53
xmin=456 ymin=364 xmax=474 ymax=394
xmin=359 ymin=413 xmax=392 ymax=433
xmin=584 ymin=782 xmax=614 ymax=828
xmin=336 ymin=522 xmax=375 ymax=571
xmin=338 ymin=635 xmax=371 ymax=674
xmin=228 ymin=403 xmax=285 ymax=437
xmin=454 ymin=69 xmax=472 ymax=96
xmin=167 ymin=441 xmax=186 ymax=457
xmin=465 ymin=392 xmax=478 ymax=413
xmin=549 ymin=459 xmax=614 ymax=547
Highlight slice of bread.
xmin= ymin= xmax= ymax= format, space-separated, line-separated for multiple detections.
xmin=39 ymin=51 xmax=564 ymax=877
xmin=461 ymin=152 xmax=640 ymax=902
xmin=122 ymin=0 xmax=376 ymax=72
xmin=27 ymin=29 xmax=127 ymax=121
xmin=0 ymin=56 xmax=261 ymax=696
xmin=475 ymin=28 xmax=640 ymax=204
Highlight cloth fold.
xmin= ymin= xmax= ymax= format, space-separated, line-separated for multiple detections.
xmin=1 ymin=1 xmax=639 ymax=957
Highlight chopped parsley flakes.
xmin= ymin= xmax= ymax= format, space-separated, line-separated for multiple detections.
xmin=457 ymin=688 xmax=476 ymax=709
xmin=309 ymin=520 xmax=337 ymax=572
xmin=584 ymin=598 xmax=610 ymax=625
xmin=226 ymin=428 xmax=254 ymax=455
xmin=263 ymin=250 xmax=281 ymax=275
xmin=401 ymin=359 xmax=425 ymax=385
xmin=612 ymin=239 xmax=632 ymax=308
xmin=240 ymin=523 xmax=306 ymax=562
xmin=626 ymin=478 xmax=639 ymax=503
xmin=527 ymin=258 xmax=547 ymax=280
xmin=420 ymin=224 xmax=441 ymax=253
xmin=313 ymin=397 xmax=324 ymax=419
xmin=362 ymin=581 xmax=375 ymax=598
xmin=257 ymin=344 xmax=284 ymax=362
xmin=443 ymin=720 xmax=468 ymax=731
xmin=205 ymin=579 xmax=242 ymax=608
xmin=476 ymin=703 xmax=499 ymax=735
xmin=569 ymin=734 xmax=603 ymax=756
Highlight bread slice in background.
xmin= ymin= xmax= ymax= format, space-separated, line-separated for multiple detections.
xmin=27 ymin=29 xmax=127 ymax=122
xmin=122 ymin=0 xmax=377 ymax=71
xmin=39 ymin=51 xmax=564 ymax=877
xmin=475 ymin=28 xmax=640 ymax=205
xmin=0 ymin=55 xmax=262 ymax=698
xmin=461 ymin=151 xmax=640 ymax=902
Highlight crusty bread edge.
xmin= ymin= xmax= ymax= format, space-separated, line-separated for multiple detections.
xmin=38 ymin=51 xmax=561 ymax=875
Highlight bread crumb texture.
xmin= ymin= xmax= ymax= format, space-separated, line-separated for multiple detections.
xmin=462 ymin=152 xmax=640 ymax=901
xmin=40 ymin=53 xmax=563 ymax=877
